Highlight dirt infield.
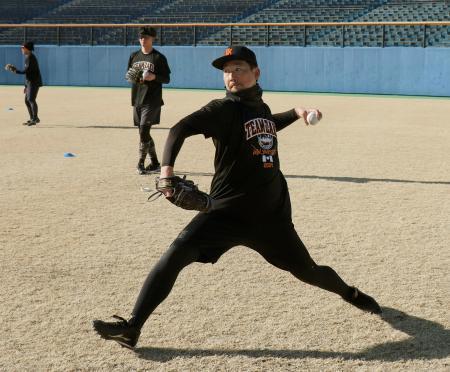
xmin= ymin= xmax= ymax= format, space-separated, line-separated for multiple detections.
xmin=0 ymin=85 xmax=449 ymax=371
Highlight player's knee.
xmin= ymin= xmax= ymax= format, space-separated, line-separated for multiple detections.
xmin=140 ymin=134 xmax=151 ymax=143
xmin=163 ymin=239 xmax=199 ymax=269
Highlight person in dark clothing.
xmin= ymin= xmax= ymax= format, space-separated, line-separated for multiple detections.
xmin=93 ymin=46 xmax=382 ymax=349
xmin=128 ymin=26 xmax=171 ymax=175
xmin=14 ymin=41 xmax=43 ymax=126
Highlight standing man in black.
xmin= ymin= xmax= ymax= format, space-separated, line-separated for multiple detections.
xmin=14 ymin=41 xmax=42 ymax=126
xmin=127 ymin=27 xmax=171 ymax=174
xmin=93 ymin=46 xmax=381 ymax=349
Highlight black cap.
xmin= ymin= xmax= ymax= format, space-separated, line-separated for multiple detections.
xmin=139 ymin=26 xmax=157 ymax=38
xmin=212 ymin=46 xmax=258 ymax=70
xmin=21 ymin=41 xmax=34 ymax=51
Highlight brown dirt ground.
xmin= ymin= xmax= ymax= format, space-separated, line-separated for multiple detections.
xmin=0 ymin=85 xmax=449 ymax=371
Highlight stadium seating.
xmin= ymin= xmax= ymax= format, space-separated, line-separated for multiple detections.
xmin=0 ymin=0 xmax=172 ymax=45
xmin=343 ymin=0 xmax=450 ymax=47
xmin=199 ymin=1 xmax=383 ymax=46
xmin=126 ymin=0 xmax=276 ymax=46
xmin=0 ymin=0 xmax=448 ymax=46
xmin=201 ymin=0 xmax=449 ymax=46
xmin=0 ymin=0 xmax=70 ymax=24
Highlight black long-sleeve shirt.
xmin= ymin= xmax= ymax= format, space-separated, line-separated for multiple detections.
xmin=16 ymin=53 xmax=42 ymax=86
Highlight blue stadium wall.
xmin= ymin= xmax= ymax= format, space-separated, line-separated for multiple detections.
xmin=1 ymin=45 xmax=449 ymax=96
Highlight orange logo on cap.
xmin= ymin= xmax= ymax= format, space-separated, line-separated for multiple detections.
xmin=225 ymin=48 xmax=233 ymax=56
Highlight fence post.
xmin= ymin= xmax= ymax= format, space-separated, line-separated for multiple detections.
xmin=422 ymin=24 xmax=427 ymax=48
xmin=303 ymin=25 xmax=307 ymax=47
xmin=266 ymin=25 xmax=270 ymax=46
xmin=193 ymin=25 xmax=196 ymax=46
xmin=230 ymin=25 xmax=233 ymax=45
xmin=23 ymin=26 xmax=27 ymax=44
xmin=90 ymin=27 xmax=93 ymax=46
xmin=124 ymin=26 xmax=127 ymax=46
xmin=382 ymin=24 xmax=386 ymax=48
xmin=160 ymin=26 xmax=163 ymax=46
xmin=341 ymin=25 xmax=345 ymax=47
xmin=57 ymin=26 xmax=60 ymax=46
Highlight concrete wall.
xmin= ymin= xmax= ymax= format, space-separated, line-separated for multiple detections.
xmin=1 ymin=45 xmax=449 ymax=96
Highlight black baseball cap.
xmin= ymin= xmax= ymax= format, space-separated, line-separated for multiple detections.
xmin=139 ymin=26 xmax=157 ymax=38
xmin=21 ymin=41 xmax=34 ymax=51
xmin=212 ymin=46 xmax=258 ymax=70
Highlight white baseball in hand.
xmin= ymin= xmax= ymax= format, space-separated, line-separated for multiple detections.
xmin=307 ymin=111 xmax=320 ymax=125
xmin=142 ymin=69 xmax=150 ymax=80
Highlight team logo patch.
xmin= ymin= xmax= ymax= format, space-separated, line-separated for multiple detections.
xmin=225 ymin=48 xmax=233 ymax=56
xmin=257 ymin=134 xmax=274 ymax=150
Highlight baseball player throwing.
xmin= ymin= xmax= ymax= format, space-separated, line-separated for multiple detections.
xmin=93 ymin=46 xmax=381 ymax=349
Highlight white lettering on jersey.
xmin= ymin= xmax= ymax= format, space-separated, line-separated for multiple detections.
xmin=133 ymin=61 xmax=155 ymax=72
xmin=244 ymin=118 xmax=277 ymax=140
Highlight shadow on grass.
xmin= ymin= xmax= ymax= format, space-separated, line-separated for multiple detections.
xmin=284 ymin=174 xmax=450 ymax=185
xmin=78 ymin=125 xmax=170 ymax=130
xmin=135 ymin=307 xmax=450 ymax=362
xmin=37 ymin=125 xmax=170 ymax=130
xmin=176 ymin=171 xmax=450 ymax=186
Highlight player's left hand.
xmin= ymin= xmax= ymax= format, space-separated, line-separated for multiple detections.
xmin=4 ymin=63 xmax=16 ymax=73
xmin=126 ymin=67 xmax=141 ymax=83
xmin=155 ymin=175 xmax=212 ymax=212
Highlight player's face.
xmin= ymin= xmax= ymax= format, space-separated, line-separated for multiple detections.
xmin=223 ymin=60 xmax=260 ymax=92
xmin=20 ymin=46 xmax=29 ymax=55
xmin=139 ymin=35 xmax=154 ymax=50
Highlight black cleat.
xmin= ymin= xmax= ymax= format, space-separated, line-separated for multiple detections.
xmin=27 ymin=118 xmax=40 ymax=126
xmin=22 ymin=120 xmax=32 ymax=126
xmin=92 ymin=315 xmax=140 ymax=349
xmin=345 ymin=287 xmax=382 ymax=314
xmin=136 ymin=161 xmax=146 ymax=175
xmin=145 ymin=162 xmax=161 ymax=173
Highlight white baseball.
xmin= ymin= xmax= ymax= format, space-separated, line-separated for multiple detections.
xmin=307 ymin=111 xmax=320 ymax=125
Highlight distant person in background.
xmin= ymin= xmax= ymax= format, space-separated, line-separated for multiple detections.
xmin=14 ymin=41 xmax=43 ymax=126
xmin=127 ymin=27 xmax=171 ymax=175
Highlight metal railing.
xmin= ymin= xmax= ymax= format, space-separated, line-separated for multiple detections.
xmin=0 ymin=21 xmax=449 ymax=47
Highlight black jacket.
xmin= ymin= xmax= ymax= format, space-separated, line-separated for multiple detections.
xmin=16 ymin=53 xmax=43 ymax=87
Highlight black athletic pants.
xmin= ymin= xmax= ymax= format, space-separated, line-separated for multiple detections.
xmin=25 ymin=83 xmax=39 ymax=121
xmin=134 ymin=104 xmax=161 ymax=164
xmin=130 ymin=212 xmax=353 ymax=329
xmin=133 ymin=104 xmax=161 ymax=139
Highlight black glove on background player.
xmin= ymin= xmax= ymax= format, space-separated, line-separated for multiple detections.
xmin=5 ymin=64 xmax=17 ymax=73
xmin=125 ymin=66 xmax=143 ymax=84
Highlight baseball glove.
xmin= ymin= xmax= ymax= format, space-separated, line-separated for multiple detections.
xmin=151 ymin=175 xmax=212 ymax=212
xmin=5 ymin=64 xmax=16 ymax=73
xmin=125 ymin=66 xmax=143 ymax=84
